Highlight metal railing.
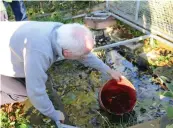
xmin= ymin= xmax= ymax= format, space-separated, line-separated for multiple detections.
xmin=106 ymin=0 xmax=173 ymax=42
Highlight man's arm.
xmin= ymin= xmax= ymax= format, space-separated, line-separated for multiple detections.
xmin=78 ymin=52 xmax=122 ymax=81
xmin=24 ymin=49 xmax=64 ymax=122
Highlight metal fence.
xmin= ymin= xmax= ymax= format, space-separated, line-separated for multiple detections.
xmin=107 ymin=0 xmax=173 ymax=41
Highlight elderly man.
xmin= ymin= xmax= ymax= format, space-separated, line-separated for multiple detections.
xmin=0 ymin=21 xmax=122 ymax=124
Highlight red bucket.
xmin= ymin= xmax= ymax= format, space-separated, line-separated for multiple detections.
xmin=99 ymin=78 xmax=136 ymax=115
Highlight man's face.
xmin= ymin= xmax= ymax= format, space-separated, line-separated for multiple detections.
xmin=63 ymin=49 xmax=90 ymax=60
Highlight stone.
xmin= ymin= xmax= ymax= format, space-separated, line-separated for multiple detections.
xmin=153 ymin=66 xmax=173 ymax=80
xmin=81 ymin=72 xmax=88 ymax=79
xmin=104 ymin=27 xmax=125 ymax=41
xmin=124 ymin=42 xmax=144 ymax=53
xmin=136 ymin=50 xmax=165 ymax=67
xmin=140 ymin=107 xmax=147 ymax=114
xmin=92 ymin=30 xmax=104 ymax=37
xmin=84 ymin=16 xmax=117 ymax=30
xmin=136 ymin=53 xmax=150 ymax=70
xmin=149 ymin=106 xmax=156 ymax=110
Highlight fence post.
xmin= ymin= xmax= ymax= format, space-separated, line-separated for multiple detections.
xmin=135 ymin=0 xmax=140 ymax=21
xmin=106 ymin=0 xmax=109 ymax=11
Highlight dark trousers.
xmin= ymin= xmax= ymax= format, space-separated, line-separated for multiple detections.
xmin=4 ymin=0 xmax=27 ymax=21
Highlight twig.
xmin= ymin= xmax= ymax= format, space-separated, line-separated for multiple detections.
xmin=95 ymin=110 xmax=111 ymax=127
xmin=63 ymin=13 xmax=86 ymax=20
xmin=34 ymin=13 xmax=52 ymax=18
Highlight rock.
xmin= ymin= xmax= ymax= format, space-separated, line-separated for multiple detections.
xmin=85 ymin=15 xmax=117 ymax=30
xmin=160 ymin=110 xmax=166 ymax=113
xmin=140 ymin=107 xmax=146 ymax=114
xmin=156 ymin=112 xmax=164 ymax=116
xmin=149 ymin=106 xmax=156 ymax=110
xmin=103 ymin=24 xmax=133 ymax=40
xmin=138 ymin=48 xmax=173 ymax=67
xmin=137 ymin=50 xmax=159 ymax=65
xmin=137 ymin=115 xmax=148 ymax=123
xmin=113 ymin=45 xmax=135 ymax=61
xmin=123 ymin=42 xmax=144 ymax=53
xmin=110 ymin=29 xmax=124 ymax=39
xmin=154 ymin=113 xmax=161 ymax=118
xmin=153 ymin=66 xmax=173 ymax=80
xmin=113 ymin=45 xmax=158 ymax=71
xmin=92 ymin=30 xmax=104 ymax=37
xmin=81 ymin=72 xmax=88 ymax=79
xmin=104 ymin=26 xmax=114 ymax=37
xmin=136 ymin=53 xmax=150 ymax=70
xmin=89 ymin=117 xmax=100 ymax=126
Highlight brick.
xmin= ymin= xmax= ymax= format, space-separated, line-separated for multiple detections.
xmin=84 ymin=16 xmax=117 ymax=30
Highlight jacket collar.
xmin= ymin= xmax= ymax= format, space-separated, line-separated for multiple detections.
xmin=50 ymin=24 xmax=65 ymax=62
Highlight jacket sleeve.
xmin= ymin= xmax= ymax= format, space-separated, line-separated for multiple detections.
xmin=23 ymin=49 xmax=61 ymax=122
xmin=78 ymin=52 xmax=111 ymax=74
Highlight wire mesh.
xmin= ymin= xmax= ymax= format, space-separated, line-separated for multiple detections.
xmin=108 ymin=1 xmax=137 ymax=21
xmin=107 ymin=0 xmax=173 ymax=38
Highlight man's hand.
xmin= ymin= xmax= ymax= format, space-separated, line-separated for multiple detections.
xmin=0 ymin=10 xmax=8 ymax=21
xmin=56 ymin=110 xmax=65 ymax=123
xmin=109 ymin=69 xmax=124 ymax=82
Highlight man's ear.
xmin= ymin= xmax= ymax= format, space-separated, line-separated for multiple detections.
xmin=85 ymin=36 xmax=94 ymax=51
xmin=63 ymin=49 xmax=68 ymax=57
xmin=63 ymin=49 xmax=72 ymax=57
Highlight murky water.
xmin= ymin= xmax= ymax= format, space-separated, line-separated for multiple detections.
xmin=103 ymin=50 xmax=172 ymax=125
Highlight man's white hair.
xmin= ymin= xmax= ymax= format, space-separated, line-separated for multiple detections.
xmin=56 ymin=23 xmax=94 ymax=56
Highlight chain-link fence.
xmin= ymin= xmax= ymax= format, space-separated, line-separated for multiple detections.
xmin=107 ymin=0 xmax=173 ymax=40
